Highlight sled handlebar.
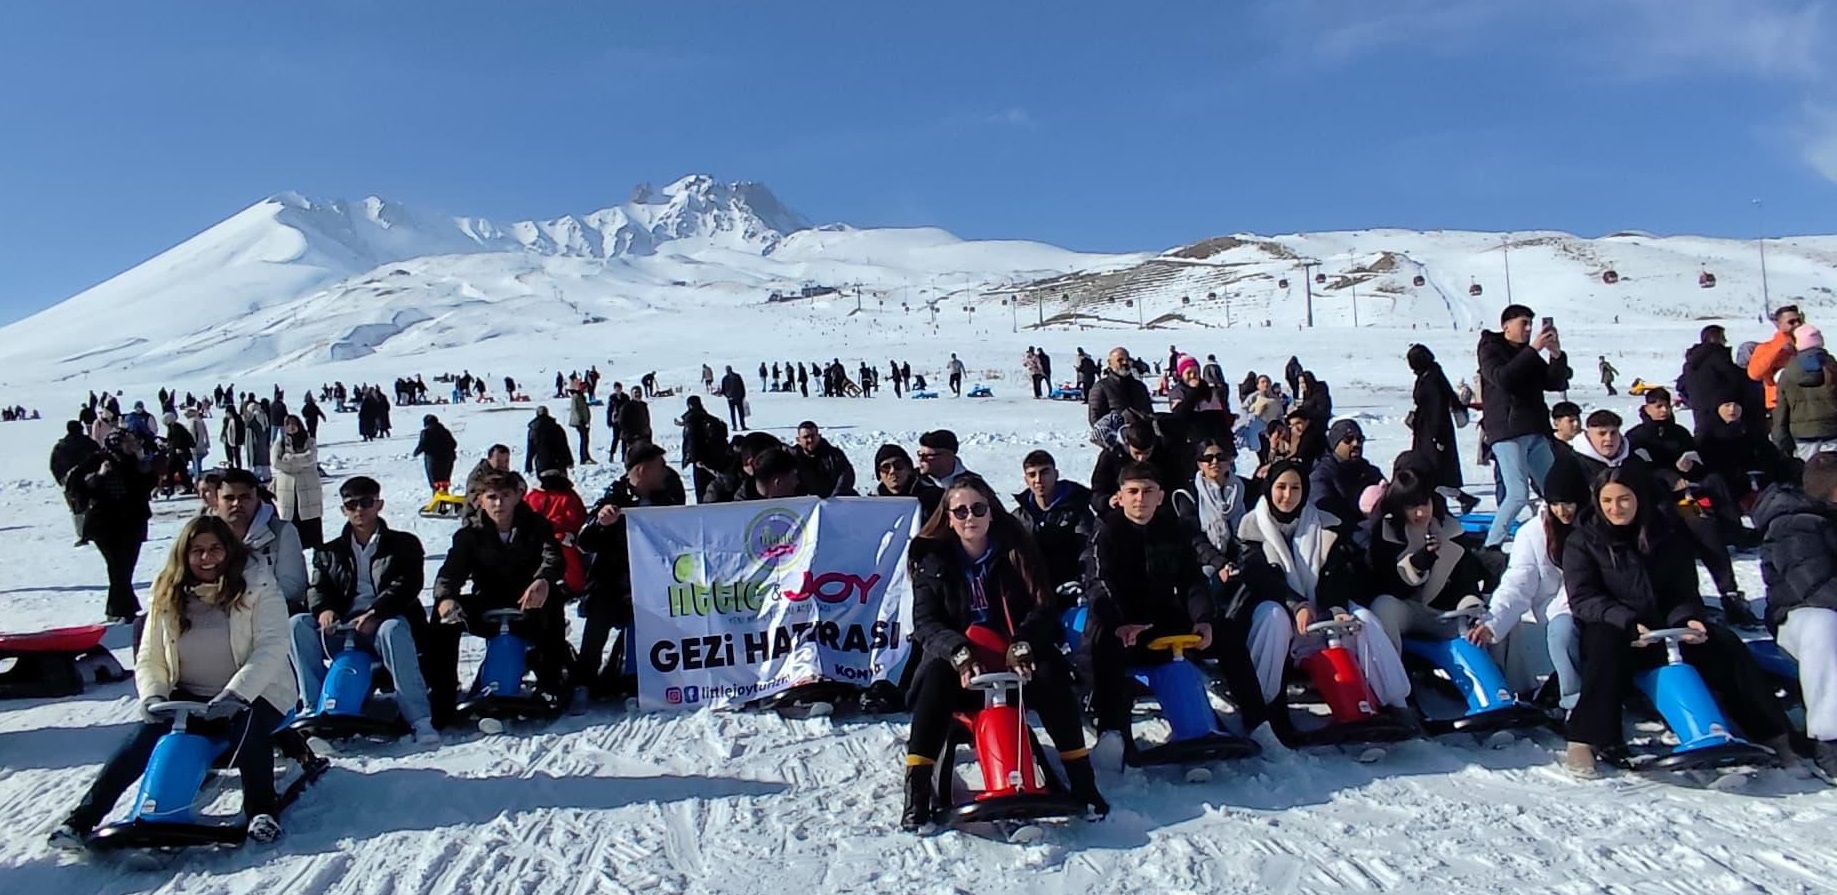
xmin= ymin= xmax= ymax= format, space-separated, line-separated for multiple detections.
xmin=481 ymin=608 xmax=524 ymax=625
xmin=1636 ymin=627 xmax=1702 ymax=662
xmin=1437 ymin=604 xmax=1486 ymax=624
xmin=967 ymin=671 xmax=1025 ymax=691
xmin=1146 ymin=634 xmax=1204 ymax=659
xmin=1305 ymin=618 xmax=1362 ymax=638
xmin=146 ymin=700 xmax=212 ymax=731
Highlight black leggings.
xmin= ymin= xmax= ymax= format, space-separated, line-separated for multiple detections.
xmin=93 ymin=536 xmax=142 ymax=619
xmin=906 ymin=656 xmax=1087 ymax=761
xmin=1677 ymin=508 xmax=1737 ymax=595
xmin=1568 ymin=621 xmax=1789 ymax=749
xmin=67 ymin=692 xmax=282 ymax=831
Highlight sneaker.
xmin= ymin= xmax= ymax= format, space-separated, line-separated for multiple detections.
xmin=1764 ymin=735 xmax=1814 ymax=779
xmin=47 ymin=823 xmax=88 ymax=851
xmin=411 ymin=720 xmax=441 ymax=746
xmin=1812 ymin=740 xmax=1837 ymax=782
xmin=1092 ymin=730 xmax=1128 ymax=774
xmin=246 ymin=813 xmax=281 ymax=844
xmin=1563 ymin=742 xmax=1601 ymax=780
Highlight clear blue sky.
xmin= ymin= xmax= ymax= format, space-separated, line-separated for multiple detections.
xmin=4 ymin=0 xmax=1834 ymax=323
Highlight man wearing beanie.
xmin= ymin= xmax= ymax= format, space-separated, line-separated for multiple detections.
xmin=872 ymin=444 xmax=944 ymax=521
xmin=1476 ymin=305 xmax=1572 ymax=550
xmin=916 ymin=429 xmax=972 ymax=489
xmin=1309 ymin=418 xmax=1385 ymax=532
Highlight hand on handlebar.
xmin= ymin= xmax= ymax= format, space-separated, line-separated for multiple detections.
xmin=1465 ymin=623 xmax=1496 ymax=646
xmin=1632 ymin=623 xmax=1653 ymax=646
xmin=1192 ymin=622 xmax=1214 ymax=651
xmin=519 ymin=579 xmax=550 ymax=611
xmin=1116 ymin=624 xmax=1151 ymax=647
xmin=1683 ymin=620 xmax=1708 ymax=644
xmin=1005 ymin=642 xmax=1035 ymax=682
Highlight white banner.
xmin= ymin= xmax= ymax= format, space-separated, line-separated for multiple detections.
xmin=625 ymin=497 xmax=920 ymax=711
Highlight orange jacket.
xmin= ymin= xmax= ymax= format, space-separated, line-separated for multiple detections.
xmin=1748 ymin=331 xmax=1797 ymax=409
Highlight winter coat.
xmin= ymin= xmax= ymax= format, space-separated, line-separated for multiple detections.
xmin=90 ymin=415 xmax=117 ymax=447
xmin=794 ymin=440 xmax=858 ymax=498
xmin=50 ymin=432 xmax=102 ymax=486
xmin=66 ymin=451 xmax=155 ymax=542
xmin=219 ymin=412 xmax=245 ymax=448
xmin=677 ymin=406 xmax=720 ymax=466
xmin=1308 ymin=452 xmax=1384 ymax=524
xmin=1696 ymin=416 xmax=1784 ymax=490
xmin=271 ymin=434 xmax=323 ymax=522
xmin=606 ymin=392 xmax=629 ymax=428
xmin=720 ymin=371 xmax=747 ymax=401
xmin=244 ymin=410 xmax=272 ymax=467
xmin=875 ymin=478 xmax=944 ymax=522
xmin=1171 ymin=474 xmax=1249 ymax=579
xmin=526 ymin=416 xmax=574 ymax=474
xmin=165 ymin=421 xmax=196 ymax=458
xmin=1680 ymin=342 xmax=1751 ymax=433
xmin=1296 ymin=379 xmax=1333 ymax=427
xmin=308 ymin=520 xmax=429 ymax=643
xmin=1086 ymin=370 xmax=1153 ymax=427
xmin=616 ymin=399 xmax=652 ymax=444
xmin=123 ymin=409 xmax=158 ymax=441
xmin=1747 ymin=330 xmax=1796 ymax=410
xmin=568 ymin=391 xmax=591 ymax=429
xmin=1485 ymin=515 xmax=1572 ymax=641
xmin=413 ymin=422 xmax=459 ymax=485
xmin=1562 ymin=515 xmax=1705 ymax=631
xmin=1366 ymin=514 xmax=1495 ymax=612
xmin=578 ymin=477 xmax=687 ymax=623
xmin=1235 ymin=502 xmax=1368 ymax=620
xmin=1410 ymin=364 xmax=1463 ymax=489
xmin=1774 ymin=353 xmax=1837 ymax=442
xmin=1625 ymin=410 xmax=1701 ymax=479
xmin=243 ymin=503 xmax=309 ymax=612
xmin=524 ymin=485 xmax=589 ymax=594
xmin=1476 ymin=330 xmax=1573 ymax=443
xmin=910 ymin=539 xmax=1060 ymax=664
xmin=1754 ymin=484 xmax=1837 ymax=630
xmin=432 ymin=503 xmax=564 ymax=617
xmin=1011 ymin=481 xmax=1097 ymax=590
xmin=1083 ymin=511 xmax=1214 ymax=634
xmin=137 ymin=562 xmax=296 ymax=713
xmin=188 ymin=416 xmax=211 ymax=458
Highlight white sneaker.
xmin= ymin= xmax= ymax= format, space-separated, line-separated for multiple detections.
xmin=411 ymin=720 xmax=441 ymax=746
xmin=246 ymin=813 xmax=281 ymax=844
xmin=478 ymin=717 xmax=505 ymax=735
xmin=1092 ymin=730 xmax=1127 ymax=774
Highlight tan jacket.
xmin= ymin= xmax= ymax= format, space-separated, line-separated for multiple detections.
xmin=136 ymin=562 xmax=298 ymax=712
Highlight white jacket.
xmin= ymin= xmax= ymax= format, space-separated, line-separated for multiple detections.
xmin=1484 ymin=516 xmax=1571 ymax=640
xmin=136 ymin=562 xmax=298 ymax=712
xmin=188 ymin=416 xmax=211 ymax=456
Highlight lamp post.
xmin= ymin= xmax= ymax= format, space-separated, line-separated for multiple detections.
xmin=1502 ymin=233 xmax=1515 ymax=304
xmin=1300 ymin=261 xmax=1320 ymax=327
xmin=1754 ymin=199 xmax=1771 ymax=319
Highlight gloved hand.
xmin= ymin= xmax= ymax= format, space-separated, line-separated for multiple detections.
xmin=138 ymin=695 xmax=165 ymax=724
xmin=1408 ymin=549 xmax=1437 ymax=573
xmin=203 ymin=691 xmax=249 ymax=721
xmin=1005 ymin=641 xmax=1036 ymax=681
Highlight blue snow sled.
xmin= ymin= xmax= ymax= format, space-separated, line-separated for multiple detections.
xmin=911 ymin=391 xmax=939 ymax=400
xmin=1127 ymin=635 xmax=1260 ymax=766
xmin=1050 ymin=386 xmax=1085 ymax=401
xmin=288 ymin=623 xmax=405 ymax=741
xmin=87 ymin=702 xmax=327 ymax=852
xmin=967 ymin=384 xmax=993 ymax=398
xmin=1631 ymin=629 xmax=1782 ymax=772
xmin=1746 ymin=638 xmax=1803 ymax=707
xmin=1061 ymin=605 xmax=1090 ymax=654
xmin=1401 ymin=608 xmax=1549 ymax=735
xmin=1458 ymin=511 xmax=1523 ymax=539
xmin=455 ymin=609 xmax=564 ymax=728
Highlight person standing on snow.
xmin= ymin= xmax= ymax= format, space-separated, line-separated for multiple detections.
xmin=1477 ymin=305 xmax=1571 ymax=551
xmin=719 ymin=365 xmax=748 ymax=431
xmin=616 ymin=390 xmax=652 ymax=462
xmin=525 ymin=406 xmax=575 ymax=476
xmin=1598 ymin=356 xmax=1620 ymax=396
xmin=271 ymin=415 xmax=324 ymax=549
xmin=66 ymin=431 xmax=156 ymax=622
xmin=245 ymin=401 xmax=274 ymax=483
xmin=301 ymin=394 xmax=326 ymax=440
xmin=1025 ymin=347 xmax=1044 ymax=399
xmin=219 ymin=404 xmax=246 ymax=469
xmin=52 ymin=419 xmax=104 ymax=543
xmin=947 ymin=354 xmax=966 ymax=397
xmin=568 ymin=386 xmax=596 ymax=465
xmin=412 ymin=414 xmax=459 ymax=491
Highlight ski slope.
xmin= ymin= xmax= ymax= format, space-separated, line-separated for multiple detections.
xmin=3 ymin=308 xmax=1837 ymax=893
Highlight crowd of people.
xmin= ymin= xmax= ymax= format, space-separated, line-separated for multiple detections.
xmin=36 ymin=300 xmax=1837 ymax=848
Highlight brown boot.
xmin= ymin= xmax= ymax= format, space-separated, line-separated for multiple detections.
xmin=1563 ymin=742 xmax=1601 ymax=780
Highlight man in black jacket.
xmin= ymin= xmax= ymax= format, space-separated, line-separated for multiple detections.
xmin=413 ymin=414 xmax=459 ymax=491
xmin=1090 ymin=421 xmax=1188 ymax=515
xmin=719 ymin=365 xmax=748 ymax=430
xmin=429 ymin=470 xmax=570 ymax=711
xmin=1086 ymin=347 xmax=1154 ymax=428
xmin=575 ymin=442 xmax=685 ymax=698
xmin=1754 ymin=453 xmax=1837 ymax=777
xmin=290 ymin=476 xmax=440 ymax=741
xmin=871 ymin=444 xmax=943 ymax=520
xmin=525 ymin=407 xmax=573 ymax=476
xmin=616 ymin=390 xmax=652 ymax=462
xmin=1476 ymin=304 xmax=1572 ymax=548
xmin=675 ymin=396 xmax=725 ymax=502
xmin=793 ymin=421 xmax=857 ymax=497
xmin=66 ymin=430 xmax=155 ymax=621
xmin=1308 ymin=419 xmax=1385 ymax=530
xmin=1011 ymin=450 xmax=1095 ymax=595
xmin=51 ymin=420 xmax=102 ymax=543
xmin=1680 ymin=325 xmax=1757 ymax=437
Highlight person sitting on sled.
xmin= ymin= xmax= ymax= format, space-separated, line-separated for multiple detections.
xmin=1754 ymin=451 xmax=1837 ymax=779
xmin=289 ymin=476 xmax=440 ymax=741
xmin=426 ymin=470 xmax=572 ymax=718
xmin=50 ymin=515 xmax=296 ymax=849
xmin=902 ymin=475 xmax=1106 ymax=831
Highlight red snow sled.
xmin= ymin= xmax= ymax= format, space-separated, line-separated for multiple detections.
xmin=933 ymin=625 xmax=1086 ymax=826
xmin=0 ymin=624 xmax=126 ymax=699
xmin=1289 ymin=619 xmax=1418 ymax=746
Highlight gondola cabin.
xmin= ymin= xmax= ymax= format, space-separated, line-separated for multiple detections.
xmin=1468 ymin=282 xmax=1484 ymax=297
xmin=1699 ymin=271 xmax=1717 ymax=289
xmin=1601 ymin=270 xmax=1620 ymax=285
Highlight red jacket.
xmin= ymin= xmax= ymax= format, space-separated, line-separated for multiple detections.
xmin=523 ymin=486 xmax=588 ymax=594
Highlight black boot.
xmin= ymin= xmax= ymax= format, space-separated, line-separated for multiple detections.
xmin=1061 ymin=756 xmax=1110 ymax=819
xmin=900 ymin=764 xmax=934 ymax=832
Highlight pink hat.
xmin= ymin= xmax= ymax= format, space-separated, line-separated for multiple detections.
xmin=1176 ymin=355 xmax=1200 ymax=377
xmin=1797 ymin=324 xmax=1824 ymax=351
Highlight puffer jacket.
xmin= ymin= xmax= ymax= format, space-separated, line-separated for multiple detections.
xmin=138 ymin=561 xmax=297 ymax=713
xmin=1562 ymin=515 xmax=1705 ymax=631
xmin=1011 ymin=481 xmax=1096 ymax=590
xmin=1774 ymin=352 xmax=1837 ymax=442
xmin=1755 ymin=483 xmax=1837 ymax=630
xmin=1477 ymin=330 xmax=1573 ymax=442
xmin=433 ymin=503 xmax=564 ymax=617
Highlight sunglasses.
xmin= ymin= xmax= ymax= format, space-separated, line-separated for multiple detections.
xmin=915 ymin=451 xmax=940 ymax=462
xmin=1198 ymin=453 xmax=1229 ymax=463
xmin=342 ymin=496 xmax=379 ymax=511
xmin=948 ymin=502 xmax=991 ymax=520
xmin=878 ymin=460 xmax=911 ymax=473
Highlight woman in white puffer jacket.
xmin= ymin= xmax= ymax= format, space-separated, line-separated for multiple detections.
xmin=1474 ymin=457 xmax=1587 ymax=706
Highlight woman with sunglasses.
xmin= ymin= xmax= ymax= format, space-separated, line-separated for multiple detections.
xmin=271 ymin=414 xmax=324 ymax=549
xmin=1172 ymin=438 xmax=1249 ymax=610
xmin=902 ymin=476 xmax=1105 ymax=831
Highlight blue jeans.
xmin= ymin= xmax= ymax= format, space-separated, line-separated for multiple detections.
xmin=1545 ymin=612 xmax=1582 ymax=711
xmin=1487 ymin=434 xmax=1555 ymax=547
xmin=290 ymin=614 xmax=433 ymax=728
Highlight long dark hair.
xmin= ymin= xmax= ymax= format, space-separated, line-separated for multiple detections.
xmin=1544 ymin=506 xmax=1576 ymax=568
xmin=1376 ymin=467 xmax=1445 ymax=525
xmin=1589 ymin=466 xmax=1657 ymax=556
xmin=916 ymin=475 xmax=1052 ymax=613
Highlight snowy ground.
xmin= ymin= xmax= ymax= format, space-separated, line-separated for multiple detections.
xmin=3 ymin=320 xmax=1836 ymax=894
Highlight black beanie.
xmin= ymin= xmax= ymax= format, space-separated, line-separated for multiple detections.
xmin=1543 ymin=455 xmax=1587 ymax=506
xmin=874 ymin=444 xmax=911 ymax=467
